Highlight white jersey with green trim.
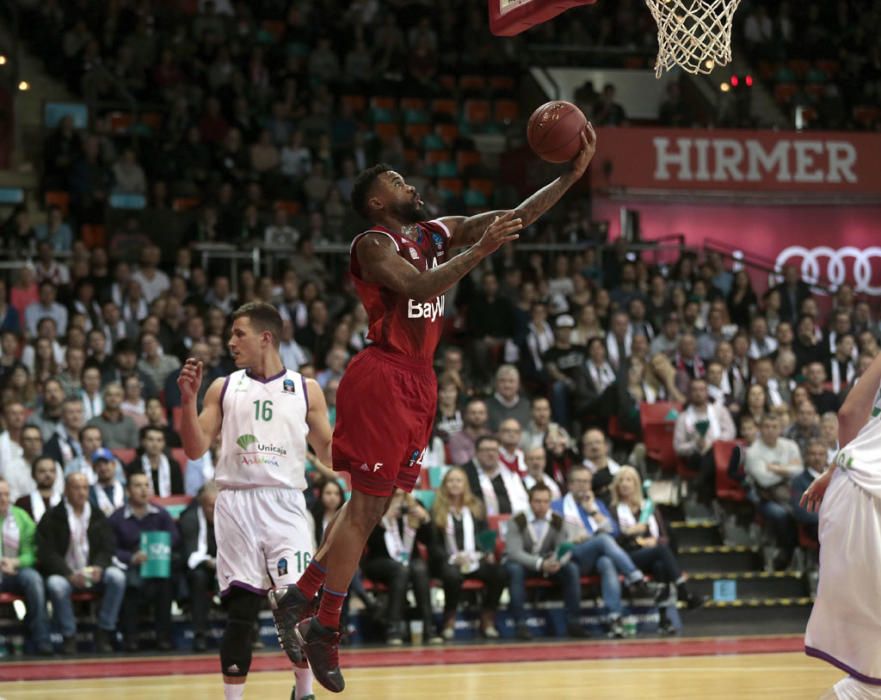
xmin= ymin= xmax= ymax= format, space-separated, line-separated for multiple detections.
xmin=216 ymin=368 xmax=309 ymax=490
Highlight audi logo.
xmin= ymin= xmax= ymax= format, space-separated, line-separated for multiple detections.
xmin=775 ymin=246 xmax=881 ymax=296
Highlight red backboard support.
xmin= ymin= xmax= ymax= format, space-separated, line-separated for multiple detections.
xmin=488 ymin=0 xmax=597 ymax=37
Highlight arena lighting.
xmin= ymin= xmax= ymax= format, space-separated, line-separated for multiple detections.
xmin=17 ymin=80 xmax=29 ymax=91
xmin=730 ymin=75 xmax=739 ymax=87
xmin=720 ymin=82 xmax=731 ymax=92
xmin=704 ymin=59 xmax=714 ymax=70
xmin=0 ymin=56 xmax=6 ymax=66
xmin=745 ymin=74 xmax=753 ymax=87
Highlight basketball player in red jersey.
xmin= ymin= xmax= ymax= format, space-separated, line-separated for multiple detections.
xmin=269 ymin=124 xmax=597 ymax=692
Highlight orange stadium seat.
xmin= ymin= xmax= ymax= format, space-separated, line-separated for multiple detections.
xmin=639 ymin=401 xmax=681 ymax=474
xmin=373 ymin=122 xmax=401 ymax=143
xmin=815 ymin=59 xmax=840 ymax=78
xmin=438 ymin=75 xmax=456 ymax=91
xmin=786 ymin=59 xmax=810 ymax=79
xmin=853 ymin=106 xmax=881 ymax=129
xmin=467 ymin=178 xmax=493 ymax=198
xmin=774 ymin=83 xmax=799 ymax=104
xmin=113 ymin=448 xmax=136 ymax=466
xmin=108 ymin=111 xmax=135 ymax=134
xmin=80 ymin=224 xmax=106 ymax=248
xmin=340 ymin=94 xmax=367 ymax=114
xmin=434 ymin=123 xmax=459 ymax=146
xmin=456 ymin=150 xmax=482 ymax=172
xmin=437 ymin=177 xmax=464 ymax=196
xmin=400 ymin=97 xmax=427 ymax=112
xmin=463 ymin=99 xmax=491 ymax=125
xmin=173 ymin=197 xmax=201 ymax=212
xmin=45 ymin=190 xmax=70 ymax=215
xmin=139 ymin=112 xmax=163 ymax=131
xmin=404 ymin=123 xmax=432 ymax=144
xmin=370 ymin=96 xmax=397 ymax=111
xmin=459 ymin=75 xmax=487 ymax=94
xmin=275 ymin=200 xmax=301 ymax=215
xmin=431 ymin=99 xmax=457 ymax=118
xmin=425 ymin=149 xmax=452 ymax=165
xmin=488 ymin=75 xmax=516 ymax=95
xmin=493 ymin=99 xmax=520 ymax=123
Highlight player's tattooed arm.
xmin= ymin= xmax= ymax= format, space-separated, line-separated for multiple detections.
xmin=357 ymin=214 xmax=522 ymax=302
xmin=442 ymin=124 xmax=597 ymax=248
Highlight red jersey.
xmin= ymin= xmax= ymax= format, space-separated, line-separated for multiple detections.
xmin=350 ymin=220 xmax=452 ymax=361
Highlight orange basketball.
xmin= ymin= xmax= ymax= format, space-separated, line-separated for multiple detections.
xmin=527 ymin=101 xmax=588 ymax=163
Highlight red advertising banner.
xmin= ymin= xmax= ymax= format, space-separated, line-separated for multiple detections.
xmin=592 ymin=127 xmax=881 ymax=194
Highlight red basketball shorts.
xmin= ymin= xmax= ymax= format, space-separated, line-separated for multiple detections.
xmin=332 ymin=347 xmax=437 ymax=497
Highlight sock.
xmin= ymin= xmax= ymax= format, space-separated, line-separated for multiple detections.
xmin=317 ymin=587 xmax=347 ymax=629
xmin=223 ymin=679 xmax=245 ymax=700
xmin=293 ymin=666 xmax=314 ymax=699
xmin=297 ymin=560 xmax=327 ymax=600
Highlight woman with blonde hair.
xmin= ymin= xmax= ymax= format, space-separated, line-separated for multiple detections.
xmin=429 ymin=467 xmax=507 ymax=641
xmin=610 ymin=466 xmax=703 ymax=634
xmin=646 ymin=352 xmax=686 ymax=404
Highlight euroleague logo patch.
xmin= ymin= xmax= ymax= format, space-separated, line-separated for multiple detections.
xmin=278 ymin=557 xmax=288 ymax=577
xmin=282 ymin=378 xmax=296 ymax=394
xmin=432 ymin=232 xmax=444 ymax=249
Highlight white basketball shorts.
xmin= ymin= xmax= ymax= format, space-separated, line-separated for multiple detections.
xmin=215 ymin=487 xmax=313 ymax=596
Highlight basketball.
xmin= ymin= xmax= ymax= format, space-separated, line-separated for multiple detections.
xmin=527 ymin=101 xmax=588 ymax=163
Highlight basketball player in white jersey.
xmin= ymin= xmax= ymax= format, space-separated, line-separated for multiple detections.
xmin=178 ymin=302 xmax=332 ymax=700
xmin=803 ymin=349 xmax=881 ymax=699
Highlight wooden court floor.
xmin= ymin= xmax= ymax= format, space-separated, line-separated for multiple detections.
xmin=0 ymin=652 xmax=843 ymax=699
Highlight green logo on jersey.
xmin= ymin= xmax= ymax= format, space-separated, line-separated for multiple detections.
xmin=237 ymin=434 xmax=257 ymax=449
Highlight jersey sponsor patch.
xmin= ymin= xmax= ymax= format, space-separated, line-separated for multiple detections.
xmin=283 ymin=378 xmax=296 ymax=394
xmin=237 ymin=434 xmax=257 ymax=449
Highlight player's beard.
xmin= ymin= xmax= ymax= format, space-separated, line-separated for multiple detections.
xmin=389 ymin=199 xmax=428 ymax=224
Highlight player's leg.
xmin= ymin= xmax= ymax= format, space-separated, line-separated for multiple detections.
xmin=219 ymin=587 xmax=262 ymax=699
xmin=259 ymin=488 xmax=324 ymax=700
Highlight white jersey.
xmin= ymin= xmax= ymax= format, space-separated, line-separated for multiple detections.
xmin=217 ymin=368 xmax=309 ymax=491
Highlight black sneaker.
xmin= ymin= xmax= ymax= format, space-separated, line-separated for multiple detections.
xmin=627 ymin=578 xmax=653 ymax=600
xmin=607 ymin=617 xmax=625 ymax=639
xmin=295 ymin=617 xmax=345 ymax=693
xmin=268 ymin=584 xmax=314 ymax=666
xmin=94 ymin=628 xmax=114 ymax=654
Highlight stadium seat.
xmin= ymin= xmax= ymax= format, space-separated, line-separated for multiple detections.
xmin=774 ymin=83 xmax=799 ymax=104
xmin=425 ymin=149 xmax=453 ymax=165
xmin=456 ymin=150 xmax=482 ymax=172
xmin=493 ymin=99 xmax=520 ymax=123
xmin=374 ymin=122 xmax=401 ymax=142
xmin=113 ymin=448 xmax=136 ymax=466
xmin=340 ymin=95 xmax=366 ymax=114
xmin=853 ymin=106 xmax=881 ymax=129
xmin=714 ymin=440 xmax=747 ymax=502
xmin=404 ymin=123 xmax=432 ymax=145
xmin=815 ymin=59 xmax=840 ymax=79
xmin=430 ymin=99 xmax=457 ymax=118
xmin=435 ymin=161 xmax=458 ymax=178
xmin=786 ymin=59 xmax=811 ymax=80
xmin=369 ymin=96 xmax=397 ymax=112
xmin=437 ymin=177 xmax=464 ymax=197
xmin=608 ymin=415 xmax=638 ymax=443
xmin=467 ymin=178 xmax=493 ymax=198
xmin=434 ymin=123 xmax=459 ymax=146
xmin=81 ymin=224 xmax=106 ymax=248
xmin=463 ymin=99 xmax=491 ymax=126
xmin=488 ymin=75 xmax=516 ymax=95
xmin=369 ymin=106 xmax=396 ymax=124
xmin=45 ymin=190 xmax=70 ymax=215
xmin=413 ymin=489 xmax=436 ymax=511
xmin=459 ymin=75 xmax=487 ymax=95
xmin=639 ymin=401 xmax=681 ymax=473
xmin=463 ymin=189 xmax=488 ymax=209
xmin=400 ymin=97 xmax=427 ymax=112
xmin=108 ymin=111 xmax=135 ymax=134
xmin=275 ymin=200 xmax=301 ymax=215
xmin=172 ymin=197 xmax=201 ymax=212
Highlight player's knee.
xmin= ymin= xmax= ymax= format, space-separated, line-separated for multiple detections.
xmin=220 ymin=619 xmax=253 ymax=677
xmin=349 ymin=490 xmax=390 ymax=528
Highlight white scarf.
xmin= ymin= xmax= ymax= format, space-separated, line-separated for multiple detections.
xmin=142 ymin=453 xmax=171 ymax=497
xmin=523 ymin=473 xmax=561 ymax=501
xmin=30 ymin=491 xmax=61 ymax=523
xmin=830 ymin=359 xmax=855 ymax=394
xmin=187 ymin=505 xmax=213 ymax=570
xmin=583 ymin=456 xmax=621 ymax=475
xmin=615 ymin=502 xmax=660 ymax=539
xmin=476 ymin=465 xmax=527 ymax=517
xmin=1 ymin=512 xmax=21 ymax=559
xmin=606 ymin=328 xmax=633 ymax=370
xmin=643 ymin=381 xmax=659 ymax=404
xmin=445 ymin=508 xmax=479 ymax=573
xmin=586 ymin=360 xmax=616 ymax=393
xmin=383 ymin=515 xmax=416 ymax=564
xmin=94 ymin=480 xmax=125 ymax=517
xmin=64 ymin=500 xmax=91 ymax=572
xmin=55 ymin=425 xmax=82 ymax=464
xmin=682 ymin=404 xmax=722 ymax=444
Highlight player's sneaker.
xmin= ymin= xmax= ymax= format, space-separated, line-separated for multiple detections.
xmin=268 ymin=584 xmax=314 ymax=666
xmin=289 ymin=689 xmax=315 ymax=700
xmin=294 ymin=617 xmax=345 ymax=693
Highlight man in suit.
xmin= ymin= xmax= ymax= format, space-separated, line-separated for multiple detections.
xmin=772 ymin=265 xmax=811 ymax=325
xmin=791 ymin=439 xmax=828 ymax=544
xmin=44 ymin=397 xmax=86 ymax=469
xmin=504 ymin=483 xmax=586 ymax=640
xmin=37 ymin=473 xmax=126 ymax=654
xmin=463 ymin=435 xmax=529 ymax=517
xmin=180 ymin=482 xmax=218 ymax=652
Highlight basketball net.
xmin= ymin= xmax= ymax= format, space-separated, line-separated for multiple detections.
xmin=644 ymin=0 xmax=742 ymax=78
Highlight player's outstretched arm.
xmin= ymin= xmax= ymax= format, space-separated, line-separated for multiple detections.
xmin=441 ymin=123 xmax=597 ymax=248
xmin=838 ymin=351 xmax=881 ymax=447
xmin=357 ymin=213 xmax=523 ymax=302
xmin=304 ymin=377 xmax=333 ymax=468
xmin=178 ymin=359 xmax=224 ymax=459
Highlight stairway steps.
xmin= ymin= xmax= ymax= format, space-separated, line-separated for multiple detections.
xmin=684 ymin=596 xmax=813 ymax=631
xmin=677 ymin=545 xmax=762 ymax=573
xmin=689 ymin=571 xmax=807 ymax=599
xmin=669 ymin=519 xmax=723 ymax=547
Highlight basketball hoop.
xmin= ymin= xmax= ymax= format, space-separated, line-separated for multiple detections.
xmin=644 ymin=0 xmax=742 ymax=77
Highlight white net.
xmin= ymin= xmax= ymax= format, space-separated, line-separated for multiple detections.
xmin=644 ymin=0 xmax=742 ymax=78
